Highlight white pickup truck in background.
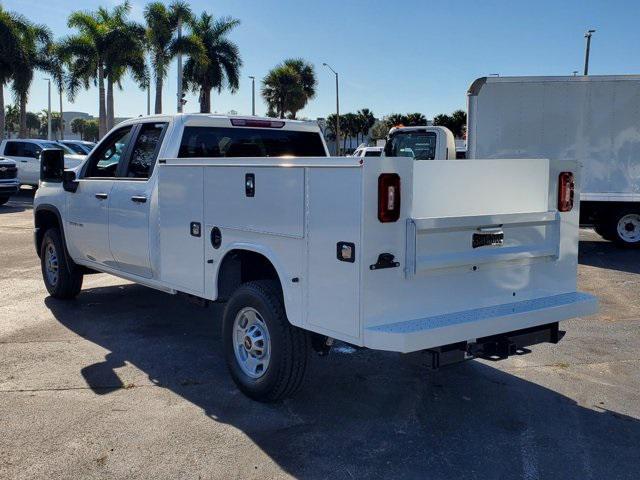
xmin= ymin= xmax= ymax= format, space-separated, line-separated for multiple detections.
xmin=33 ymin=114 xmax=597 ymax=401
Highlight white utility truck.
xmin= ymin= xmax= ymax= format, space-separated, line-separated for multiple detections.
xmin=34 ymin=114 xmax=596 ymax=402
xmin=466 ymin=75 xmax=640 ymax=246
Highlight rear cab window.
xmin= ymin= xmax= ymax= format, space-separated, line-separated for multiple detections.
xmin=178 ymin=126 xmax=326 ymax=158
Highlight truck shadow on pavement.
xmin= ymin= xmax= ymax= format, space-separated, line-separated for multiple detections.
xmin=0 ymin=188 xmax=34 ymax=214
xmin=579 ymin=238 xmax=640 ymax=275
xmin=45 ymin=284 xmax=639 ymax=480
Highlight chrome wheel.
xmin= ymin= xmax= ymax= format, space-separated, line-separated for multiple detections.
xmin=233 ymin=307 xmax=271 ymax=379
xmin=44 ymin=241 xmax=59 ymax=286
xmin=617 ymin=213 xmax=640 ymax=243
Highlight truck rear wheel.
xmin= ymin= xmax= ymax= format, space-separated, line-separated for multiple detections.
xmin=222 ymin=280 xmax=309 ymax=402
xmin=605 ymin=209 xmax=640 ymax=248
xmin=40 ymin=228 xmax=84 ymax=299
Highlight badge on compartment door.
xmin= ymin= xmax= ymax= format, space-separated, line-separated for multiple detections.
xmin=472 ymin=227 xmax=504 ymax=248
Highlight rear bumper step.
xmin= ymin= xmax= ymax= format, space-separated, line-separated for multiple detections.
xmin=364 ymin=292 xmax=597 ymax=353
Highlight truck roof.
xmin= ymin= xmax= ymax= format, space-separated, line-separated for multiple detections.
xmin=118 ymin=114 xmax=322 ymax=133
xmin=468 ymin=74 xmax=640 ymax=96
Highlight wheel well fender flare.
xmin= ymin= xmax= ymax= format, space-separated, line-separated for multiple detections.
xmin=214 ymin=243 xmax=300 ymax=325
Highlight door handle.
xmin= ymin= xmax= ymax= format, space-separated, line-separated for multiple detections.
xmin=131 ymin=195 xmax=147 ymax=203
xmin=20 ymin=160 xmax=28 ymax=163
xmin=95 ymin=193 xmax=108 ymax=200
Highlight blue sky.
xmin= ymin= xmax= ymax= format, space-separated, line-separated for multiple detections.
xmin=3 ymin=0 xmax=640 ymax=120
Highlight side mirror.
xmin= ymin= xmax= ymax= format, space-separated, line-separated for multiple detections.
xmin=63 ymin=170 xmax=79 ymax=193
xmin=40 ymin=149 xmax=64 ymax=183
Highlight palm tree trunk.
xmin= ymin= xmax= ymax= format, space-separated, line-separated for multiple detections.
xmin=199 ymin=88 xmax=210 ymax=113
xmin=0 ymin=82 xmax=4 ymax=141
xmin=59 ymin=88 xmax=64 ymax=140
xmin=98 ymin=64 xmax=107 ymax=139
xmin=106 ymin=78 xmax=114 ymax=131
xmin=19 ymin=92 xmax=27 ymax=138
xmin=154 ymin=69 xmax=163 ymax=114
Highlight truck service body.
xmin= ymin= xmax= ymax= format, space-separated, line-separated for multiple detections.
xmin=33 ymin=114 xmax=597 ymax=401
xmin=466 ymin=75 xmax=640 ymax=246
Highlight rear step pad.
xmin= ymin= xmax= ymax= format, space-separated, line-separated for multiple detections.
xmin=365 ymin=292 xmax=597 ymax=353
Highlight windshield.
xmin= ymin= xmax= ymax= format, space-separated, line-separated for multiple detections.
xmin=40 ymin=141 xmax=76 ymax=155
xmin=384 ymin=131 xmax=437 ymax=160
xmin=62 ymin=142 xmax=88 ymax=155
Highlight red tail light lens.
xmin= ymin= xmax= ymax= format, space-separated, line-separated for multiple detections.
xmin=558 ymin=172 xmax=575 ymax=212
xmin=378 ymin=173 xmax=401 ymax=222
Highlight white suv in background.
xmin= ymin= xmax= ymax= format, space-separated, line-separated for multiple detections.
xmin=0 ymin=139 xmax=86 ymax=186
xmin=351 ymin=146 xmax=383 ymax=157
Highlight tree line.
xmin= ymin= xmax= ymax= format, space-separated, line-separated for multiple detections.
xmin=0 ymin=1 xmax=242 ymax=141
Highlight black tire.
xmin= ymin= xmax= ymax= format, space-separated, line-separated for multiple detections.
xmin=222 ymin=280 xmax=309 ymax=402
xmin=603 ymin=209 xmax=640 ymax=248
xmin=0 ymin=196 xmax=9 ymax=206
xmin=40 ymin=228 xmax=84 ymax=299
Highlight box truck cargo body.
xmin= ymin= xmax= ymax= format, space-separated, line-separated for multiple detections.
xmin=467 ymin=75 xmax=640 ymax=246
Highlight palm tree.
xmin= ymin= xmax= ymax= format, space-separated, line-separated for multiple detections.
xmin=102 ymin=3 xmax=148 ymax=130
xmin=183 ymin=13 xmax=242 ymax=113
xmin=64 ymin=7 xmax=111 ymax=139
xmin=71 ymin=117 xmax=86 ymax=140
xmin=405 ymin=112 xmax=427 ymax=126
xmin=357 ymin=108 xmax=375 ymax=144
xmin=42 ymin=42 xmax=69 ymax=140
xmin=4 ymin=12 xmax=51 ymax=138
xmin=262 ymin=59 xmax=316 ymax=119
xmin=145 ymin=1 xmax=200 ymax=114
xmin=0 ymin=6 xmax=24 ymax=140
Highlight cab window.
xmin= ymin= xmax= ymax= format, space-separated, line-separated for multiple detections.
xmin=84 ymin=127 xmax=134 ymax=178
xmin=125 ymin=123 xmax=167 ymax=179
xmin=178 ymin=127 xmax=326 ymax=158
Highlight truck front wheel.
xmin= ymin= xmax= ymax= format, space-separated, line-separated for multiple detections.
xmin=40 ymin=228 xmax=84 ymax=299
xmin=222 ymin=280 xmax=309 ymax=402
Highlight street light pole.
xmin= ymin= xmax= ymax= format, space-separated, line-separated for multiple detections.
xmin=249 ymin=76 xmax=256 ymax=116
xmin=322 ymin=63 xmax=340 ymax=155
xmin=583 ymin=29 xmax=596 ymax=75
xmin=45 ymin=78 xmax=52 ymax=140
xmin=177 ymin=17 xmax=184 ymax=113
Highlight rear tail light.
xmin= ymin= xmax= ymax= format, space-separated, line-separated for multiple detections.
xmin=558 ymin=172 xmax=575 ymax=212
xmin=378 ymin=173 xmax=401 ymax=222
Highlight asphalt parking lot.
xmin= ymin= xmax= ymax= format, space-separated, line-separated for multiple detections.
xmin=1 ymin=188 xmax=639 ymax=480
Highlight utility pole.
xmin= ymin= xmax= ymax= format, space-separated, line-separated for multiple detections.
xmin=322 ymin=63 xmax=340 ymax=155
xmin=249 ymin=76 xmax=256 ymax=115
xmin=177 ymin=17 xmax=184 ymax=113
xmin=584 ymin=29 xmax=596 ymax=75
xmin=45 ymin=78 xmax=52 ymax=140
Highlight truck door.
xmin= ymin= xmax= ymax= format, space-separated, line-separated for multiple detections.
xmin=65 ymin=126 xmax=136 ymax=268
xmin=3 ymin=141 xmax=39 ymax=185
xmin=108 ymin=122 xmax=167 ymax=278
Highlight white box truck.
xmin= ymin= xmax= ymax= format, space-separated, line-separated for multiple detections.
xmin=34 ymin=114 xmax=596 ymax=401
xmin=466 ymin=75 xmax=640 ymax=247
